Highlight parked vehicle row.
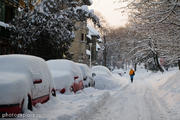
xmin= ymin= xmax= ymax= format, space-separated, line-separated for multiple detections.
xmin=0 ymin=54 xmax=95 ymax=116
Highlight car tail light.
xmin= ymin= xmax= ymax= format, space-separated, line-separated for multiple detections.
xmin=33 ymin=79 xmax=42 ymax=84
xmin=74 ymin=76 xmax=79 ymax=80
xmin=60 ymin=88 xmax=66 ymax=94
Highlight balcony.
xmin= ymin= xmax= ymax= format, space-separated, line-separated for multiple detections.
xmin=0 ymin=22 xmax=10 ymax=41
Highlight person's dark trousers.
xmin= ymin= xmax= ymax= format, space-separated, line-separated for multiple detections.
xmin=130 ymin=75 xmax=134 ymax=83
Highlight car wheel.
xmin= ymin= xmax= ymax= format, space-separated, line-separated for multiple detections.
xmin=92 ymin=81 xmax=95 ymax=87
xmin=27 ymin=95 xmax=33 ymax=111
xmin=51 ymin=89 xmax=56 ymax=97
xmin=21 ymin=96 xmax=32 ymax=113
xmin=81 ymin=84 xmax=84 ymax=89
xmin=70 ymin=86 xmax=74 ymax=92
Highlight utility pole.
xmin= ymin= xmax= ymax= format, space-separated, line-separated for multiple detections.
xmin=89 ymin=43 xmax=92 ymax=68
xmin=103 ymin=35 xmax=107 ymax=67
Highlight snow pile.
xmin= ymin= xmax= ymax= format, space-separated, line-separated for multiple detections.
xmin=146 ymin=68 xmax=180 ymax=119
xmin=20 ymin=88 xmax=110 ymax=120
xmin=155 ymin=70 xmax=180 ymax=107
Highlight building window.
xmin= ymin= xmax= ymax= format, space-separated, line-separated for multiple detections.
xmin=81 ymin=33 xmax=84 ymax=42
xmin=0 ymin=8 xmax=1 ymax=19
xmin=5 ymin=5 xmax=15 ymax=23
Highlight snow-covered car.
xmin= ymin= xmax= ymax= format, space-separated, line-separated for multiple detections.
xmin=76 ymin=63 xmax=95 ymax=88
xmin=92 ymin=66 xmax=113 ymax=77
xmin=0 ymin=55 xmax=56 ymax=115
xmin=112 ymin=69 xmax=126 ymax=77
xmin=92 ymin=66 xmax=119 ymax=90
xmin=47 ymin=59 xmax=84 ymax=94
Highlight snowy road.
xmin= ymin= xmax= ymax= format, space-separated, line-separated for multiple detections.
xmin=87 ymin=71 xmax=177 ymax=120
xmin=12 ymin=68 xmax=180 ymax=120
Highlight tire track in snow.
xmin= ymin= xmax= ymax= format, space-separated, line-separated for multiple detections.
xmin=72 ymin=91 xmax=111 ymax=120
xmin=86 ymin=78 xmax=174 ymax=120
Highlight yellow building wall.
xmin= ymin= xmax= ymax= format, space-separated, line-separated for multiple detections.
xmin=69 ymin=22 xmax=89 ymax=64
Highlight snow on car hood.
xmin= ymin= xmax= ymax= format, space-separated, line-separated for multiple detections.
xmin=0 ymin=72 xmax=31 ymax=104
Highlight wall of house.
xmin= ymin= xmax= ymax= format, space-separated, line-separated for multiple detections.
xmin=0 ymin=1 xmax=5 ymax=22
xmin=0 ymin=0 xmax=18 ymax=55
xmin=69 ymin=22 xmax=89 ymax=64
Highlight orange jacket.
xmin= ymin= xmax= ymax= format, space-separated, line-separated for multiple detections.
xmin=129 ymin=69 xmax=135 ymax=75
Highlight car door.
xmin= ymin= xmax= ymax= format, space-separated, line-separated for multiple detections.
xmin=30 ymin=59 xmax=49 ymax=102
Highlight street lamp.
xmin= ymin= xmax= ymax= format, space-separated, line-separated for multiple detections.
xmin=89 ymin=43 xmax=92 ymax=68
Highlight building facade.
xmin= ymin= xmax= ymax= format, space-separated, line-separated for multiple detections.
xmin=69 ymin=21 xmax=89 ymax=63
xmin=0 ymin=0 xmax=19 ymax=55
xmin=69 ymin=23 xmax=101 ymax=65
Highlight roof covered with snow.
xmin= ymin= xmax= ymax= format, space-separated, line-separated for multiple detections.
xmin=0 ymin=21 xmax=9 ymax=28
xmin=82 ymin=0 xmax=93 ymax=5
xmin=87 ymin=25 xmax=100 ymax=39
xmin=97 ymin=38 xmax=103 ymax=42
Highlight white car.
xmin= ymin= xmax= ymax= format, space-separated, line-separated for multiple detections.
xmin=47 ymin=59 xmax=84 ymax=94
xmin=0 ymin=55 xmax=56 ymax=115
xmin=76 ymin=63 xmax=95 ymax=88
xmin=112 ymin=69 xmax=126 ymax=77
xmin=92 ymin=65 xmax=119 ymax=90
xmin=92 ymin=66 xmax=113 ymax=77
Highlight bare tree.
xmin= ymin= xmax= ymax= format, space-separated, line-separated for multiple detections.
xmin=115 ymin=0 xmax=180 ymax=71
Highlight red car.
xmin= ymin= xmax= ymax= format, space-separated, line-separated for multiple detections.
xmin=0 ymin=55 xmax=56 ymax=117
xmin=47 ymin=59 xmax=84 ymax=94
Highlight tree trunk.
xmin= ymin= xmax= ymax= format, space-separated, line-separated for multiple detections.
xmin=154 ymin=54 xmax=164 ymax=72
xmin=134 ymin=63 xmax=137 ymax=71
xmin=103 ymin=35 xmax=107 ymax=67
xmin=178 ymin=60 xmax=180 ymax=70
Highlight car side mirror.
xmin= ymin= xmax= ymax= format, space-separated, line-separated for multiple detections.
xmin=33 ymin=79 xmax=42 ymax=84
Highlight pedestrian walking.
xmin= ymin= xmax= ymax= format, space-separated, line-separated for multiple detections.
xmin=129 ymin=68 xmax=135 ymax=83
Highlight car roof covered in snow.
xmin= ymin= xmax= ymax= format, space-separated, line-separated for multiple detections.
xmin=76 ymin=63 xmax=92 ymax=78
xmin=0 ymin=54 xmax=45 ymax=72
xmin=47 ymin=59 xmax=81 ymax=72
xmin=0 ymin=54 xmax=52 ymax=83
xmin=92 ymin=65 xmax=112 ymax=76
xmin=47 ymin=59 xmax=83 ymax=80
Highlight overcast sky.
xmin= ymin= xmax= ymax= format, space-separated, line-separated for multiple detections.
xmin=89 ymin=0 xmax=129 ymax=28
